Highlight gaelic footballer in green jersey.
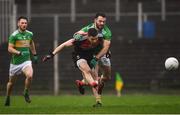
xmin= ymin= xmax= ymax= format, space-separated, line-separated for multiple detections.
xmin=9 ymin=30 xmax=33 ymax=64
xmin=5 ymin=16 xmax=37 ymax=106
xmin=80 ymin=23 xmax=112 ymax=41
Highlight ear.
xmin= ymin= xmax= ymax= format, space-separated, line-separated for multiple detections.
xmin=94 ymin=18 xmax=96 ymax=23
xmin=17 ymin=22 xmax=20 ymax=27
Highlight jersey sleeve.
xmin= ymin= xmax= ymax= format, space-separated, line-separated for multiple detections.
xmin=27 ymin=30 xmax=33 ymax=42
xmin=81 ymin=26 xmax=89 ymax=32
xmin=30 ymin=32 xmax=33 ymax=42
xmin=73 ymin=33 xmax=87 ymax=41
xmin=80 ymin=23 xmax=93 ymax=32
xmin=8 ymin=35 xmax=16 ymax=44
xmin=104 ymin=25 xmax=112 ymax=41
xmin=30 ymin=32 xmax=33 ymax=40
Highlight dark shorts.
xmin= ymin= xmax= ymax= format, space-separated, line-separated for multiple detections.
xmin=72 ymin=51 xmax=94 ymax=68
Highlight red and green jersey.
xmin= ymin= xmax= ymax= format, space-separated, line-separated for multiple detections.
xmin=81 ymin=23 xmax=112 ymax=41
xmin=8 ymin=30 xmax=33 ymax=64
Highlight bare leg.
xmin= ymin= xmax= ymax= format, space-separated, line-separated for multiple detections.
xmin=22 ymin=65 xmax=33 ymax=103
xmin=6 ymin=76 xmax=17 ymax=96
xmin=5 ymin=76 xmax=17 ymax=106
xmin=78 ymin=60 xmax=97 ymax=86
xmin=23 ymin=65 xmax=33 ymax=90
xmin=99 ymin=64 xmax=111 ymax=82
xmin=91 ymin=66 xmax=102 ymax=107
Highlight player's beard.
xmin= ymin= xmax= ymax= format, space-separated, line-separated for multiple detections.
xmin=95 ymin=22 xmax=104 ymax=30
xmin=20 ymin=25 xmax=27 ymax=32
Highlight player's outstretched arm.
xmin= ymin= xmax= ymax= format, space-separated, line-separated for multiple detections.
xmin=42 ymin=38 xmax=75 ymax=62
xmin=42 ymin=52 xmax=54 ymax=62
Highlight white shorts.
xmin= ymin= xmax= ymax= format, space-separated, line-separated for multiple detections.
xmin=76 ymin=59 xmax=87 ymax=68
xmin=9 ymin=61 xmax=32 ymax=77
xmin=99 ymin=55 xmax=111 ymax=66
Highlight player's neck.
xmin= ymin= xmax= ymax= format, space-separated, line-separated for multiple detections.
xmin=18 ymin=28 xmax=26 ymax=33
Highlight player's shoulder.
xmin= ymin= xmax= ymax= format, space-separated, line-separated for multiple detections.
xmin=82 ymin=23 xmax=94 ymax=30
xmin=26 ymin=30 xmax=33 ymax=35
xmin=104 ymin=25 xmax=111 ymax=33
xmin=87 ymin=23 xmax=94 ymax=28
xmin=102 ymin=25 xmax=112 ymax=40
xmin=102 ymin=25 xmax=112 ymax=37
xmin=11 ymin=30 xmax=19 ymax=36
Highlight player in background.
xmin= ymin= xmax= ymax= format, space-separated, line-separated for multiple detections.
xmin=4 ymin=16 xmax=38 ymax=106
xmin=42 ymin=28 xmax=103 ymax=107
xmin=75 ymin=13 xmax=112 ymax=107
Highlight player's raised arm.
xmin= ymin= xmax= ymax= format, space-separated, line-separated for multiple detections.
xmin=42 ymin=38 xmax=75 ymax=62
xmin=53 ymin=38 xmax=75 ymax=55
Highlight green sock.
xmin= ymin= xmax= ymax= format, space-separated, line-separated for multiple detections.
xmin=24 ymin=89 xmax=29 ymax=95
xmin=6 ymin=96 xmax=10 ymax=100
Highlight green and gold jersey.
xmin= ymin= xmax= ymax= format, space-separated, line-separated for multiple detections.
xmin=9 ymin=30 xmax=33 ymax=64
xmin=81 ymin=23 xmax=112 ymax=41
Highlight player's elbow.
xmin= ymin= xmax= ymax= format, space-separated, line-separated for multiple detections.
xmin=8 ymin=47 xmax=12 ymax=53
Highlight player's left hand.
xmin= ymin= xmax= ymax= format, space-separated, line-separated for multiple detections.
xmin=32 ymin=54 xmax=38 ymax=64
xmin=90 ymin=56 xmax=98 ymax=68
xmin=42 ymin=52 xmax=54 ymax=62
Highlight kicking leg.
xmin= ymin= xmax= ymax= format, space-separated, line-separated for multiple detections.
xmin=75 ymin=72 xmax=86 ymax=95
xmin=77 ymin=59 xmax=98 ymax=87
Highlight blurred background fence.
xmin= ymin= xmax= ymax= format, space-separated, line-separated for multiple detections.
xmin=0 ymin=0 xmax=180 ymax=95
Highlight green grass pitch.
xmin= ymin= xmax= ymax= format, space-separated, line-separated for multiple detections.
xmin=0 ymin=94 xmax=180 ymax=114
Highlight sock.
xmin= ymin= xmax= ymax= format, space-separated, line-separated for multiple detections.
xmin=6 ymin=95 xmax=10 ymax=98
xmin=81 ymin=79 xmax=88 ymax=85
xmin=24 ymin=88 xmax=29 ymax=95
xmin=96 ymin=95 xmax=102 ymax=103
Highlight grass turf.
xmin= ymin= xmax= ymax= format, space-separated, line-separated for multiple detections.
xmin=0 ymin=94 xmax=180 ymax=114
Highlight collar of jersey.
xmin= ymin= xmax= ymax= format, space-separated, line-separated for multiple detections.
xmin=18 ymin=29 xmax=26 ymax=34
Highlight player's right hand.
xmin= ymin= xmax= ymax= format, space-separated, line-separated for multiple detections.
xmin=32 ymin=54 xmax=38 ymax=64
xmin=90 ymin=56 xmax=98 ymax=68
xmin=18 ymin=51 xmax=29 ymax=56
xmin=42 ymin=52 xmax=54 ymax=62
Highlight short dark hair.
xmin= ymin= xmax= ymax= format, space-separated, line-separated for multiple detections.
xmin=94 ymin=13 xmax=106 ymax=19
xmin=17 ymin=16 xmax=28 ymax=22
xmin=88 ymin=28 xmax=98 ymax=37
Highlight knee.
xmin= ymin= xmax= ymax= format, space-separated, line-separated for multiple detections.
xmin=102 ymin=76 xmax=111 ymax=82
xmin=25 ymin=73 xmax=33 ymax=81
xmin=103 ymin=72 xmax=111 ymax=81
xmin=107 ymin=76 xmax=111 ymax=81
xmin=7 ymin=81 xmax=13 ymax=86
xmin=27 ymin=76 xmax=33 ymax=81
xmin=23 ymin=67 xmax=33 ymax=80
